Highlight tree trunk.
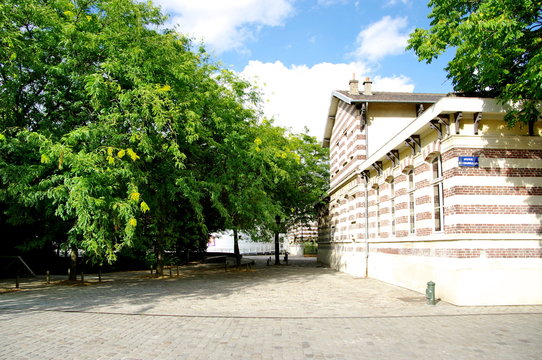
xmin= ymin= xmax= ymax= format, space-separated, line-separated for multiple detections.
xmin=274 ymin=231 xmax=281 ymax=265
xmin=233 ymin=228 xmax=240 ymax=266
xmin=155 ymin=241 xmax=164 ymax=276
xmin=68 ymin=245 xmax=77 ymax=281
xmin=155 ymin=233 xmax=164 ymax=276
xmin=274 ymin=216 xmax=282 ymax=265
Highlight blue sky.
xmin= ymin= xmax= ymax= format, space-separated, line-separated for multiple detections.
xmin=153 ymin=0 xmax=454 ymax=138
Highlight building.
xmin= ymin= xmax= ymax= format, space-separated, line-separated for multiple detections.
xmin=207 ymin=231 xmax=284 ymax=255
xmin=318 ymin=77 xmax=542 ymax=305
xmin=285 ymin=222 xmax=318 ymax=256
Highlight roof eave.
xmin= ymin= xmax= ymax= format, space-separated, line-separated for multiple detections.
xmin=323 ymin=95 xmax=340 ymax=147
xmin=358 ymin=97 xmax=507 ymax=172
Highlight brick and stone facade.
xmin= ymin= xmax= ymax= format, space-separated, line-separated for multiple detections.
xmin=318 ymin=78 xmax=542 ymax=305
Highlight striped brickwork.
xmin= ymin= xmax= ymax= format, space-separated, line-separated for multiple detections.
xmin=286 ymin=222 xmax=318 ymax=243
xmin=318 ymin=93 xmax=542 ymax=305
xmin=329 ymin=102 xmax=366 ymax=189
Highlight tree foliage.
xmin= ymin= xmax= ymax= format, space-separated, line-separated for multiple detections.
xmin=0 ymin=0 xmax=329 ymax=273
xmin=408 ymin=0 xmax=542 ymax=126
xmin=252 ymin=122 xmax=329 ymax=264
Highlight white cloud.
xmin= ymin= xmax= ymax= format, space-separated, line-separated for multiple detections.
xmin=372 ymin=75 xmax=414 ymax=92
xmin=240 ymin=61 xmax=415 ymax=139
xmin=385 ymin=0 xmax=411 ymax=6
xmin=153 ymin=0 xmax=295 ymax=53
xmin=352 ymin=16 xmax=410 ymax=62
xmin=317 ymin=0 xmax=349 ymax=6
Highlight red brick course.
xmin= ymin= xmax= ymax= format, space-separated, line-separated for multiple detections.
xmin=447 ymin=224 xmax=542 ymax=234
xmin=373 ymin=247 xmax=542 ymax=258
xmin=445 ymin=168 xmax=542 ymax=178
xmin=443 ymin=148 xmax=542 ymax=161
xmin=446 ymin=186 xmax=542 ymax=196
xmin=447 ymin=205 xmax=542 ymax=215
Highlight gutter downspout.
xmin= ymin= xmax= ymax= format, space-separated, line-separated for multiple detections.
xmin=364 ymin=102 xmax=369 ymax=158
xmin=363 ymin=172 xmax=370 ymax=278
xmin=362 ymin=101 xmax=370 ymax=278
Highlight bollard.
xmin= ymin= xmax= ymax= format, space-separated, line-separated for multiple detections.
xmin=46 ymin=270 xmax=50 ymax=284
xmin=81 ymin=271 xmax=84 ymax=283
xmin=284 ymin=252 xmax=289 ymax=265
xmin=176 ymin=266 xmax=179 ymax=276
xmin=169 ymin=266 xmax=172 ymax=277
xmin=426 ymin=281 xmax=436 ymax=305
xmin=98 ymin=268 xmax=102 ymax=283
xmin=15 ymin=275 xmax=19 ymax=289
xmin=150 ymin=266 xmax=153 ymax=275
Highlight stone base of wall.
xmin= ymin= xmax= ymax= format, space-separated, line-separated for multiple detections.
xmin=317 ymin=242 xmax=367 ymax=277
xmin=287 ymin=244 xmax=304 ymax=257
xmin=318 ymin=239 xmax=542 ymax=306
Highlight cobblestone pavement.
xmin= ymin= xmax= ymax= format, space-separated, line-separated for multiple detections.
xmin=1 ymin=256 xmax=541 ymax=359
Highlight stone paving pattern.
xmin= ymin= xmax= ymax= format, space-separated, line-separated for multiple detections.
xmin=1 ymin=256 xmax=541 ymax=359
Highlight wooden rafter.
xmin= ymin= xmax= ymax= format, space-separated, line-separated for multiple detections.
xmin=359 ymin=103 xmax=367 ymax=128
xmin=385 ymin=150 xmax=400 ymax=167
xmin=416 ymin=104 xmax=425 ymax=117
xmin=372 ymin=161 xmax=383 ymax=175
xmin=454 ymin=112 xmax=463 ymax=134
xmin=429 ymin=119 xmax=443 ymax=139
xmin=404 ymin=135 xmax=421 ymax=155
xmin=474 ymin=112 xmax=482 ymax=135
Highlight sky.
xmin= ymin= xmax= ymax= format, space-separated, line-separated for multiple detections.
xmin=152 ymin=0 xmax=455 ymax=139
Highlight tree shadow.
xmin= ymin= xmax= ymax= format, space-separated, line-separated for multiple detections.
xmin=0 ymin=257 xmax=342 ymax=316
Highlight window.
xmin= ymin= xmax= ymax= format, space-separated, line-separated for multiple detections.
xmin=431 ymin=156 xmax=444 ymax=231
xmin=389 ymin=178 xmax=396 ymax=236
xmin=375 ymin=186 xmax=381 ymax=237
xmin=407 ymin=169 xmax=415 ymax=234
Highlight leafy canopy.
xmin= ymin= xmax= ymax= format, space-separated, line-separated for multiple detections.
xmin=0 ymin=0 xmax=329 ymax=268
xmin=0 ymin=0 xmax=259 ymax=263
xmin=408 ymin=0 xmax=542 ymax=126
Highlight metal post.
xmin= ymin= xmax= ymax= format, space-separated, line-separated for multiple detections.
xmin=98 ymin=268 xmax=102 ymax=283
xmin=426 ymin=281 xmax=436 ymax=305
xmin=46 ymin=270 xmax=50 ymax=284
xmin=81 ymin=271 xmax=84 ymax=283
xmin=15 ymin=275 xmax=19 ymax=289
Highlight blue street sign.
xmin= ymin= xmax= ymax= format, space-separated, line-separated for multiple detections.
xmin=458 ymin=156 xmax=479 ymax=167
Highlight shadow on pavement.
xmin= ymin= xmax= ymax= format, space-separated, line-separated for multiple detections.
xmin=0 ymin=256 xmax=341 ymax=316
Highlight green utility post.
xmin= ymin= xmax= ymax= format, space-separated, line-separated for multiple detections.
xmin=426 ymin=281 xmax=436 ymax=305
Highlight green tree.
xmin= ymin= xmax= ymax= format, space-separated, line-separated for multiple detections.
xmin=408 ymin=0 xmax=542 ymax=127
xmin=203 ymin=120 xmax=278 ymax=264
xmin=0 ymin=0 xmax=261 ymax=276
xmin=0 ymin=0 xmax=329 ymax=276
xmin=203 ymin=120 xmax=329 ymax=265
xmin=250 ymin=122 xmax=329 ymax=264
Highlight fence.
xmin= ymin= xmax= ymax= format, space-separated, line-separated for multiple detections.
xmin=208 ymin=241 xmax=284 ymax=255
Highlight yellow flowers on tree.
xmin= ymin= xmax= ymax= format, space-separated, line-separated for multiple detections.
xmin=0 ymin=0 xmax=329 ymax=277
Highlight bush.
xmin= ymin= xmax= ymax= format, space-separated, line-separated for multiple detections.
xmin=303 ymin=242 xmax=317 ymax=256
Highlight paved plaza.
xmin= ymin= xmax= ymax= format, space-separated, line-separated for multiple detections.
xmin=1 ymin=256 xmax=541 ymax=359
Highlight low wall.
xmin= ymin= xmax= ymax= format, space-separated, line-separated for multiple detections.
xmin=286 ymin=244 xmax=304 ymax=256
xmin=317 ymin=242 xmax=367 ymax=277
xmin=318 ymin=239 xmax=542 ymax=305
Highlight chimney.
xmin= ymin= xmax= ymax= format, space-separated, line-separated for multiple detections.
xmin=349 ymin=74 xmax=359 ymax=95
xmin=363 ymin=77 xmax=373 ymax=96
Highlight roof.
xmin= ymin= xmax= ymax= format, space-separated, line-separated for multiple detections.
xmin=323 ymin=90 xmax=447 ymax=146
xmin=328 ymin=97 xmax=509 ymax=194
xmin=333 ymin=90 xmax=446 ymax=104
